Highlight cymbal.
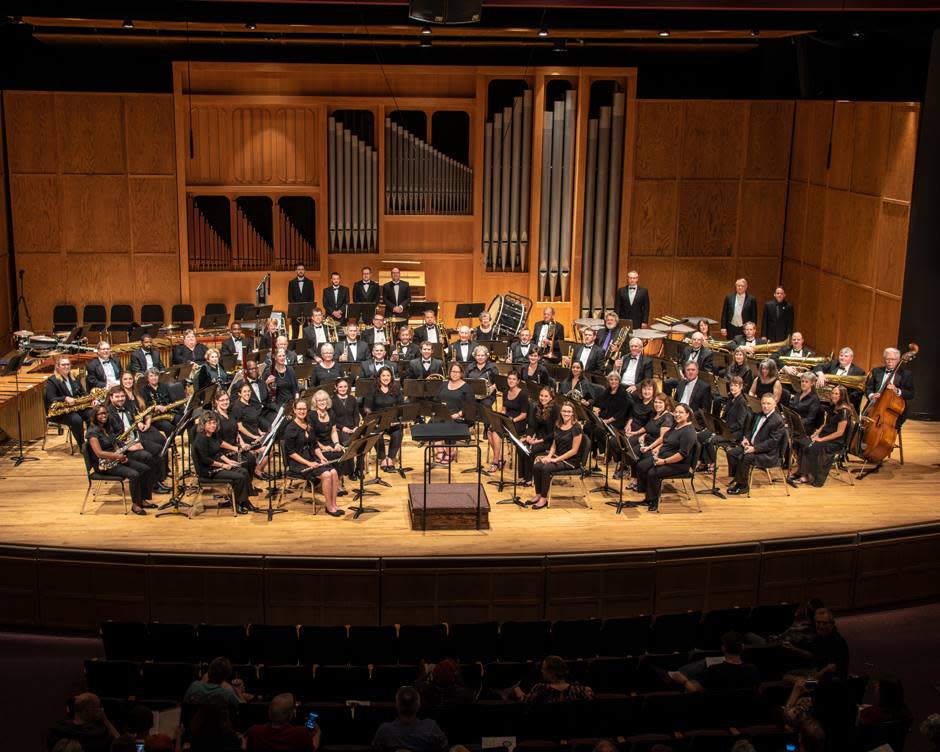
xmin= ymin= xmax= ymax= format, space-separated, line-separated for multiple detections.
xmin=14 ymin=330 xmax=34 ymax=338
xmin=574 ymin=317 xmax=605 ymax=328
xmin=630 ymin=329 xmax=668 ymax=340
xmin=685 ymin=316 xmax=718 ymax=325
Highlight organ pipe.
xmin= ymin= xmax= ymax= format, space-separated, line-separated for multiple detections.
xmin=328 ymin=116 xmax=378 ymax=252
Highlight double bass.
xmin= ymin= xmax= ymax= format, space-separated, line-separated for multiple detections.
xmin=860 ymin=343 xmax=919 ymax=463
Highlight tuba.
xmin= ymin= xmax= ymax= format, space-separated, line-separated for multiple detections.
xmin=777 ymin=354 xmax=832 ymax=370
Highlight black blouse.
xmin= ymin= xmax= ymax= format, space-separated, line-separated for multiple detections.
xmin=268 ymin=365 xmax=300 ymax=406
xmin=520 ymin=364 xmax=555 ymax=389
xmin=215 ymin=410 xmax=239 ymax=445
xmin=723 ymin=363 xmax=754 ymax=391
xmin=364 ymin=388 xmax=402 ymax=415
xmin=723 ymin=394 xmax=750 ymax=442
xmin=527 ymin=403 xmax=560 ymax=441
xmin=597 ymin=386 xmax=631 ymax=430
xmin=559 ymin=378 xmax=596 ymax=407
xmin=465 ymin=362 xmax=499 ymax=386
xmin=473 ymin=327 xmax=496 ymax=341
xmin=553 ymin=423 xmax=583 ymax=458
xmin=331 ymin=396 xmax=360 ymax=431
xmin=86 ymin=426 xmax=117 ymax=470
xmin=283 ymin=420 xmax=316 ymax=465
xmin=437 ymin=382 xmax=474 ymax=416
xmin=754 ymin=378 xmax=779 ymax=400
xmin=232 ymin=400 xmax=263 ymax=435
xmin=192 ymin=432 xmax=223 ymax=478
xmin=628 ymin=400 xmax=654 ymax=432
xmin=790 ymin=391 xmax=822 ymax=434
xmin=313 ymin=362 xmax=344 ymax=386
xmin=196 ymin=363 xmax=230 ymax=392
xmin=312 ymin=413 xmax=336 ymax=446
xmin=659 ymin=423 xmax=697 ymax=471
xmin=818 ymin=406 xmax=852 ymax=449
xmin=501 ymin=388 xmax=529 ymax=422
xmin=643 ymin=411 xmax=675 ymax=442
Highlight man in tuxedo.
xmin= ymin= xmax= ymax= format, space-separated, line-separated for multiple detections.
xmin=598 ymin=311 xmax=626 ymax=353
xmin=353 ymin=266 xmax=381 ymax=304
xmin=674 ymin=361 xmax=713 ymax=417
xmin=532 ymin=307 xmax=564 ymax=361
xmin=773 ymin=332 xmax=816 ymax=375
xmin=303 ymin=309 xmax=333 ymax=361
xmin=732 ymin=321 xmax=766 ymax=352
xmin=172 ymin=330 xmax=208 ymax=366
xmin=414 ymin=309 xmax=443 ymax=345
xmin=510 ymin=329 xmax=536 ymax=364
xmin=219 ymin=323 xmax=248 ymax=363
xmin=107 ymin=388 xmax=168 ymax=492
xmin=45 ymin=356 xmax=93 ymax=449
xmin=86 ymin=341 xmax=123 ymax=391
xmin=815 ymin=347 xmax=865 ymax=383
xmin=338 ymin=324 xmax=369 ymax=363
xmin=130 ymin=333 xmax=166 ymax=375
xmin=720 ymin=278 xmax=758 ymax=340
xmin=264 ymin=336 xmax=299 ymax=367
xmin=762 ymin=286 xmax=794 ymax=343
xmin=866 ymin=347 xmax=915 ymax=430
xmin=615 ymin=270 xmax=650 ymax=329
xmin=680 ymin=332 xmax=715 ymax=375
xmin=392 ymin=326 xmax=420 ymax=364
xmin=615 ymin=337 xmax=653 ymax=394
xmin=362 ymin=312 xmax=390 ymax=348
xmin=382 ymin=267 xmax=411 ymax=317
xmin=361 ymin=343 xmax=396 ymax=379
xmin=726 ymin=393 xmax=786 ymax=495
xmin=450 ymin=326 xmax=475 ymax=364
xmin=287 ymin=263 xmax=315 ymax=339
xmin=572 ymin=327 xmax=605 ymax=374
xmin=323 ymin=272 xmax=350 ymax=326
xmin=407 ymin=342 xmax=445 ymax=380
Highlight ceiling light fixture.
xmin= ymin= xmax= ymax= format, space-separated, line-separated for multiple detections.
xmin=538 ymin=27 xmax=549 ymax=37
xmin=246 ymin=21 xmax=257 ymax=30
xmin=421 ymin=25 xmax=432 ymax=35
xmin=122 ymin=18 xmax=134 ymax=29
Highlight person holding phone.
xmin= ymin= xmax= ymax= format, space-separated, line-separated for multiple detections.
xmin=245 ymin=693 xmax=320 ymax=751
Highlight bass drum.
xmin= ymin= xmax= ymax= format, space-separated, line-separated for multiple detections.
xmin=487 ymin=294 xmax=527 ymax=339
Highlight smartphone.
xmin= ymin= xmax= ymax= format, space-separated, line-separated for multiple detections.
xmin=305 ymin=711 xmax=319 ymax=731
xmin=136 ymin=744 xmax=145 ymax=752
xmin=785 ymin=745 xmax=797 ymax=751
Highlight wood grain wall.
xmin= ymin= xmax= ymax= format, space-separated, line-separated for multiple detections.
xmin=0 ymin=95 xmax=11 ymax=350
xmin=3 ymin=91 xmax=180 ymax=332
xmin=781 ymin=101 xmax=919 ymax=369
xmin=627 ymin=99 xmax=795 ymax=329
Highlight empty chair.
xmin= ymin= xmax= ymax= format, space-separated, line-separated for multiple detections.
xmin=590 ymin=694 xmax=644 ymax=738
xmin=299 ymin=625 xmax=348 ymax=666
xmin=197 ymin=624 xmax=250 ymax=664
xmin=233 ymin=302 xmax=254 ymax=322
xmin=482 ymin=661 xmax=532 ymax=695
xmin=370 ymin=664 xmax=422 ymax=701
xmin=149 ymin=622 xmax=198 ymax=663
xmin=459 ymin=662 xmax=483 ymax=694
xmin=258 ymin=664 xmax=314 ymax=702
xmin=467 ymin=701 xmax=525 ymax=737
xmin=84 ymin=659 xmax=140 ymax=699
xmin=649 ymin=610 xmax=703 ymax=653
xmin=53 ymin=304 xmax=79 ymax=332
xmin=625 ymin=734 xmax=680 ymax=752
xmin=100 ymin=620 xmax=150 ymax=661
xmin=109 ymin=304 xmax=136 ymax=334
xmin=522 ymin=702 xmax=594 ymax=742
xmin=702 ymin=687 xmax=761 ymax=728
xmin=311 ymin=665 xmax=370 ymax=702
xmin=640 ymin=691 xmax=706 ymax=733
xmin=757 ymin=681 xmax=795 ymax=723
xmin=204 ymin=302 xmax=229 ymax=317
xmin=248 ymin=624 xmax=299 ymax=666
xmin=697 ymin=607 xmax=750 ymax=650
xmin=550 ymin=619 xmax=601 ymax=659
xmin=587 ymin=656 xmax=638 ymax=695
xmin=231 ymin=663 xmax=260 ymax=697
xmin=83 ymin=304 xmax=108 ymax=333
xmin=347 ymin=625 xmax=398 ymax=666
xmin=140 ymin=304 xmax=165 ymax=328
xmin=398 ymin=623 xmax=448 ymax=664
xmin=747 ymin=603 xmax=798 ymax=639
xmin=171 ymin=304 xmax=195 ymax=327
xmin=499 ymin=620 xmax=551 ymax=662
xmin=139 ymin=662 xmax=198 ymax=702
xmin=599 ymin=615 xmax=651 ymax=657
xmin=449 ymin=621 xmax=500 ymax=663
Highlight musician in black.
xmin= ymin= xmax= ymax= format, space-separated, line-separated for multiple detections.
xmin=338 ymin=324 xmax=369 ymax=363
xmin=791 ymin=384 xmax=856 ymax=487
xmin=303 ymin=308 xmax=333 ymax=361
xmin=866 ymin=347 xmax=916 ymax=430
xmin=466 ymin=345 xmax=500 ymax=467
xmin=572 ymin=327 xmax=605 ymax=374
xmin=288 ymin=263 xmax=315 ymax=339
xmin=240 ymin=360 xmax=275 ymax=429
xmin=311 ymin=390 xmax=350 ymax=489
xmin=615 ymin=338 xmax=654 ymax=395
xmin=258 ymin=318 xmax=281 ymax=350
xmin=192 ymin=411 xmax=253 ymax=513
xmin=129 ymin=334 xmax=165 ymax=375
xmin=407 ymin=342 xmax=445 ymax=380
xmin=382 ymin=266 xmax=411 ymax=317
xmin=323 ymin=271 xmax=350 ymax=326
xmin=362 ymin=368 xmax=404 ymax=472
xmin=559 ymin=361 xmax=598 ymax=410
xmin=598 ymin=311 xmax=626 ymax=359
xmin=353 ymin=265 xmax=381 ymax=304
xmin=196 ymin=348 xmax=231 ymax=393
xmin=283 ymin=399 xmax=344 ymax=516
xmin=615 ymin=270 xmax=650 ymax=329
xmin=332 ymin=377 xmax=363 ymax=479
xmin=232 ymin=382 xmax=268 ymax=456
xmin=86 ymin=341 xmax=122 ymax=391
xmin=45 ymin=356 xmax=94 ymax=449
xmin=119 ymin=371 xmax=172 ymax=451
xmin=726 ymin=393 xmax=787 ymax=495
xmin=532 ymin=307 xmax=564 ymax=361
xmin=263 ymin=336 xmax=299 ymax=368
xmin=510 ymin=329 xmax=536 ymax=364
xmin=749 ymin=358 xmax=784 ymax=404
xmin=529 ymin=402 xmax=583 ymax=510
xmin=596 ymin=371 xmax=631 ymax=468
xmin=773 ymin=332 xmax=816 ymax=375
xmin=213 ymin=391 xmax=264 ymax=495
xmin=815 ymin=347 xmax=865 ymax=383
xmin=264 ymin=349 xmax=300 ymax=408
xmin=392 ymin=326 xmax=420 ymax=365
xmin=720 ymin=278 xmax=758 ymax=340
xmin=220 ymin=323 xmax=248 ymax=363
xmin=172 ymin=330 xmax=208 ymax=366
xmin=414 ymin=309 xmax=444 ymax=345
xmin=519 ymin=387 xmax=559 ymax=485
xmin=520 ymin=350 xmax=555 ymax=391
xmin=634 ymin=403 xmax=698 ymax=513
xmin=450 ymin=326 xmax=474 ymax=364
xmin=473 ymin=310 xmax=496 ymax=341
xmin=762 ymin=286 xmax=795 ymax=343
xmin=665 ymin=332 xmax=715 ymax=397
xmin=489 ymin=369 xmax=529 ymax=473
xmin=312 ymin=343 xmax=344 ymax=386
xmin=732 ymin=321 xmax=766 ymax=352
xmin=699 ymin=375 xmax=749 ymax=472
xmin=674 ymin=361 xmax=713 ymax=418
xmin=435 ymin=363 xmax=475 ymax=464
xmin=361 ymin=312 xmax=390 ymax=349
xmin=85 ymin=405 xmax=154 ymax=515
xmin=106 ymin=387 xmax=168 ymax=492
xmin=361 ymin=343 xmax=397 ymax=380
xmin=138 ymin=368 xmax=182 ymax=432
xmin=719 ymin=347 xmax=754 ymax=394
xmin=625 ymin=392 xmax=675 ymax=481
xmin=788 ymin=372 xmax=823 ymax=436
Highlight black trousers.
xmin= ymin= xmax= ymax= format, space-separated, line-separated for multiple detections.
xmin=726 ymin=324 xmax=745 ymax=339
xmin=101 ymin=458 xmax=153 ymax=505
xmin=51 ymin=409 xmax=92 ymax=448
xmin=533 ymin=459 xmax=574 ymax=496
xmin=374 ymin=427 xmax=403 ymax=462
xmin=635 ymin=454 xmax=690 ymax=502
xmin=138 ymin=428 xmax=169 ymax=482
xmin=127 ymin=448 xmax=163 ymax=491
xmin=518 ymin=439 xmax=548 ymax=481
xmin=726 ymin=446 xmax=774 ymax=486
xmin=796 ymin=438 xmax=841 ymax=487
xmin=201 ymin=468 xmax=251 ymax=504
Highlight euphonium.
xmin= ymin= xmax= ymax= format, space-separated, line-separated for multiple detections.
xmin=427 ymin=373 xmax=446 ymax=381
xmin=748 ymin=339 xmax=789 ymax=354
xmin=778 ymin=354 xmax=832 ymax=369
xmin=820 ymin=372 xmax=867 ymax=391
xmin=47 ymin=387 xmax=108 ymax=418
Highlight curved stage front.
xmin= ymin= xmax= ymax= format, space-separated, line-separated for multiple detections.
xmin=0 ymin=423 xmax=938 ymax=631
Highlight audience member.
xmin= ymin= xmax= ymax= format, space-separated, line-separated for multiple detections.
xmin=47 ymin=693 xmax=118 ymax=752
xmin=188 ymin=695 xmax=241 ymax=752
xmin=144 ymin=734 xmax=176 ymax=752
xmin=922 ymin=713 xmax=940 ymax=751
xmin=784 ymin=675 xmax=857 ymax=750
xmin=123 ymin=704 xmax=154 ymax=742
xmin=858 ymin=675 xmax=912 ymax=727
xmin=371 ymin=686 xmax=447 ymax=752
xmin=798 ymin=719 xmax=826 ymax=752
xmin=592 ymin=741 xmax=617 ymax=752
xmin=668 ymin=632 xmax=761 ymax=693
xmin=784 ymin=608 xmax=849 ymax=679
xmin=416 ymin=659 xmax=475 ymax=711
xmin=184 ymin=656 xmax=244 ymax=709
xmin=245 ymin=693 xmax=319 ymax=752
xmin=51 ymin=741 xmax=83 ymax=752
xmin=513 ymin=656 xmax=595 ymax=703
xmin=731 ymin=741 xmax=756 ymax=752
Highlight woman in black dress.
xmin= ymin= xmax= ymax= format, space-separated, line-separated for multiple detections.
xmin=495 ymin=370 xmax=529 ymax=470
xmin=625 ymin=380 xmax=656 ymax=440
xmin=313 ymin=343 xmax=344 ymax=387
xmin=257 ymin=317 xmax=281 ymax=350
xmin=520 ymin=387 xmax=558 ymax=486
xmin=465 ymin=345 xmax=500 ymax=469
xmin=332 ymin=377 xmax=362 ymax=479
xmin=215 ymin=390 xmax=270 ymax=484
xmin=311 ymin=389 xmax=350 ymax=492
xmin=435 ymin=362 xmax=475 ymax=463
xmin=282 ymin=399 xmax=344 ymax=516
xmin=265 ymin=348 xmax=300 ymax=408
xmin=473 ymin=311 xmax=496 ymax=341
xmin=362 ymin=367 xmax=403 ymax=472
xmin=791 ymin=385 xmax=856 ymax=487
xmin=196 ymin=348 xmax=231 ymax=393
xmin=231 ymin=382 xmax=273 ymax=480
xmin=625 ymin=391 xmax=675 ymax=482
xmin=520 ymin=350 xmax=556 ymax=391
xmin=789 ymin=372 xmax=822 ymax=436
xmin=191 ymin=411 xmax=254 ymax=513
xmin=749 ymin=358 xmax=783 ymax=404
xmin=119 ymin=370 xmax=168 ymax=453
xmin=558 ymin=361 xmax=597 ymax=410
xmin=85 ymin=405 xmax=155 ymax=515
xmin=720 ymin=347 xmax=754 ymax=393
xmin=634 ymin=403 xmax=698 ymax=512
xmin=530 ymin=402 xmax=583 ymax=510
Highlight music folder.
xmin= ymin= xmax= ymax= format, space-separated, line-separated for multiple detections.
xmin=287 ymin=302 xmax=315 ymax=321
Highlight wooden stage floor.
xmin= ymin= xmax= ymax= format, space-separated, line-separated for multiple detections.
xmin=0 ymin=423 xmax=938 ymax=558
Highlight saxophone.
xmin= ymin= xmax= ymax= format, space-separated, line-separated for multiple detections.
xmin=99 ymin=420 xmax=141 ymax=471
xmin=47 ymin=387 xmax=108 ymax=418
xmin=150 ymin=394 xmax=192 ymax=423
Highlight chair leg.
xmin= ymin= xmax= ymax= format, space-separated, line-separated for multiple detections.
xmin=230 ymin=487 xmax=237 ymax=517
xmin=897 ymin=431 xmax=904 ymax=465
xmin=67 ymin=431 xmax=75 ymax=456
xmin=120 ymin=482 xmax=129 ymax=514
xmin=80 ymin=483 xmax=92 ymax=514
xmin=746 ymin=466 xmax=754 ymax=498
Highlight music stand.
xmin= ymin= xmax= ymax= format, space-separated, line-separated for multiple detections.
xmin=346 ymin=303 xmax=377 ymax=324
xmin=585 ymin=409 xmax=620 ymax=496
xmin=156 ymin=409 xmax=198 ymax=517
xmin=698 ymin=411 xmax=734 ymax=500
xmin=410 ymin=301 xmax=438 ymax=318
xmin=288 ymin=302 xmax=315 ymax=329
xmin=346 ymin=434 xmax=384 ymax=518
xmin=477 ymin=340 xmax=509 ymax=361
xmin=607 ymin=433 xmax=640 ymax=513
xmin=253 ymin=405 xmax=289 ymax=520
xmin=361 ymin=406 xmax=397 ymax=490
xmin=454 ymin=303 xmax=485 ymax=322
xmin=461 ymin=382 xmax=492 ymax=475
xmin=1 ymin=353 xmax=38 ymax=467
xmin=481 ymin=405 xmax=525 ymax=507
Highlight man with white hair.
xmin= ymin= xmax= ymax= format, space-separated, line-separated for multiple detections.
xmin=615 ymin=337 xmax=653 ymax=393
xmin=720 ymin=278 xmax=758 ymax=340
xmin=245 ymin=692 xmax=319 ymax=751
xmin=814 ymin=347 xmax=865 ymax=386
xmin=450 ymin=325 xmax=474 ymax=363
xmin=866 ymin=347 xmax=916 ymax=430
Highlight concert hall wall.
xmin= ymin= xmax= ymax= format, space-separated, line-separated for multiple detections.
xmin=0 ymin=95 xmax=12 ymax=351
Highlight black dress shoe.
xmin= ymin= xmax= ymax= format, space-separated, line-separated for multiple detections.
xmin=727 ymin=486 xmax=748 ymax=495
xmin=131 ymin=506 xmax=147 ymax=516
xmin=613 ymin=469 xmax=625 ymax=480
xmin=726 ymin=483 xmax=739 ymax=493
xmin=337 ymin=489 xmax=348 ymax=497
xmin=250 ymin=486 xmax=263 ymax=495
xmin=240 ymin=501 xmax=260 ymax=513
xmin=155 ymin=483 xmax=172 ymax=493
xmin=325 ymin=508 xmax=345 ymax=517
xmin=152 ymin=486 xmax=170 ymax=495
xmin=140 ymin=501 xmax=158 ymax=509
xmin=647 ymin=500 xmax=659 ymax=513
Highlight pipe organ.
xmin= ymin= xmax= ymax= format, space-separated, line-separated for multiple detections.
xmin=328 ymin=116 xmax=379 ymax=252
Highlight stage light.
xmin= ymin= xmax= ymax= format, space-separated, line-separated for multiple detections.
xmin=246 ymin=21 xmax=257 ymax=30
xmin=538 ymin=27 xmax=549 ymax=37
xmin=420 ymin=37 xmax=432 ymax=48
xmin=851 ymin=30 xmax=864 ymax=38
xmin=658 ymin=30 xmax=670 ymax=38
xmin=122 ymin=18 xmax=134 ymax=29
xmin=11 ymin=15 xmax=24 ymax=24
xmin=750 ymin=29 xmax=760 ymax=37
xmin=421 ymin=25 xmax=432 ymax=35
xmin=552 ymin=39 xmax=567 ymax=53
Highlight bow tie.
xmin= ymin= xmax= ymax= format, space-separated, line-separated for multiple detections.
xmin=629 ymin=287 xmax=636 ymax=291
xmin=629 ymin=356 xmax=637 ymax=361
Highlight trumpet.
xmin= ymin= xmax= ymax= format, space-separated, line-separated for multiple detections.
xmin=47 ymin=387 xmax=108 ymax=418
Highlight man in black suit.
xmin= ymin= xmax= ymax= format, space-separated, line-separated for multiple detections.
xmin=323 ymin=272 xmax=350 ymax=326
xmin=732 ymin=321 xmax=766 ymax=351
xmin=107 ymin=388 xmax=168 ymax=492
xmin=572 ymin=327 xmax=605 ymax=374
xmin=762 ymin=286 xmax=794 ymax=343
xmin=414 ymin=309 xmax=444 ymax=345
xmin=615 ymin=337 xmax=653 ymax=394
xmin=382 ymin=267 xmax=411 ymax=317
xmin=303 ymin=309 xmax=334 ymax=361
xmin=772 ymin=332 xmax=816 ymax=376
xmin=615 ymin=270 xmax=650 ymax=329
xmin=814 ymin=347 xmax=866 ymax=382
xmin=86 ymin=341 xmax=123 ymax=391
xmin=338 ymin=324 xmax=369 ymax=363
xmin=45 ymin=356 xmax=93 ymax=449
xmin=219 ymin=323 xmax=248 ymax=363
xmin=353 ymin=266 xmax=381 ymax=305
xmin=510 ymin=329 xmax=537 ymax=364
xmin=674 ymin=361 xmax=713 ymax=417
xmin=720 ymin=278 xmax=758 ymax=340
xmin=726 ymin=393 xmax=786 ymax=494
xmin=361 ymin=312 xmax=392 ymax=349
xmin=450 ymin=326 xmax=475 ymax=364
xmin=361 ymin=343 xmax=397 ymax=379
xmin=866 ymin=347 xmax=915 ymax=430
xmin=532 ymin=307 xmax=565 ymax=361
xmin=680 ymin=332 xmax=715 ymax=375
xmin=172 ymin=330 xmax=208 ymax=366
xmin=407 ymin=342 xmax=445 ymax=380
xmin=287 ymin=263 xmax=315 ymax=339
xmin=391 ymin=326 xmax=420 ymax=365
xmin=130 ymin=333 xmax=166 ymax=375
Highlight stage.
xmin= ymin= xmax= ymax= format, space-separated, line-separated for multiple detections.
xmin=0 ymin=423 xmax=938 ymax=558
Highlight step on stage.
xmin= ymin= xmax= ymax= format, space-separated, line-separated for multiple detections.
xmin=407 ymin=483 xmax=491 ymax=530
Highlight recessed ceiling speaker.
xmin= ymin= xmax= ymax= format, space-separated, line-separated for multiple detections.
xmin=408 ymin=0 xmax=482 ymax=25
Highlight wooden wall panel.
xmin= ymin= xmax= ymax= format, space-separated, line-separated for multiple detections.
xmin=129 ymin=177 xmax=179 ymax=253
xmin=850 ymin=103 xmax=892 ymax=196
xmin=680 ymin=101 xmax=747 ymax=180
xmin=61 ymin=176 xmax=130 ymax=252
xmin=17 ymin=252 xmax=67 ymax=327
xmin=738 ymin=180 xmax=787 ymax=255
xmin=3 ymin=91 xmax=57 ymax=174
xmin=56 ymin=94 xmax=126 ymax=175
xmin=10 ymin=175 xmax=60 ymax=252
xmin=745 ymin=101 xmax=794 ymax=179
xmin=676 ymin=180 xmax=738 ymax=256
xmin=0 ymin=98 xmax=10 ymax=350
xmin=789 ymin=101 xmax=812 ymax=183
xmin=828 ymin=102 xmax=855 ymax=190
xmin=383 ymin=217 xmax=474 ymax=253
xmin=634 ymin=101 xmax=682 ymax=179
xmin=884 ymin=106 xmax=919 ymax=202
xmin=125 ymin=94 xmax=176 ymax=175
xmin=629 ymin=180 xmax=676 ymax=255
xmin=877 ymin=202 xmax=910 ymax=298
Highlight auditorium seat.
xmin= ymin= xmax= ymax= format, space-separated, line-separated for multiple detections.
xmin=586 ymin=656 xmax=637 ymax=695
xmin=204 ymin=302 xmax=229 ymax=317
xmin=83 ymin=659 xmax=140 ymax=700
xmin=109 ymin=304 xmax=136 ymax=334
xmin=248 ymin=623 xmax=299 ymax=665
xmin=550 ymin=618 xmax=601 ymax=659
xmin=82 ymin=304 xmax=108 ymax=333
xmin=311 ymin=665 xmax=370 ymax=702
xmin=598 ymin=615 xmax=651 ymax=657
xmin=523 ymin=701 xmax=593 ymax=742
xmin=171 ymin=304 xmax=195 ymax=328
xmin=231 ymin=663 xmax=260 ymax=696
xmin=100 ymin=620 xmax=149 ymax=661
xmin=369 ymin=664 xmax=421 ymax=701
xmin=140 ymin=304 xmax=165 ymax=328
xmin=258 ymin=664 xmax=313 ymax=702
xmin=449 ymin=621 xmax=500 ymax=663
xmin=347 ymin=625 xmax=398 ymax=665
xmin=624 ymin=733 xmax=681 ymax=752
xmin=299 ymin=702 xmax=357 ymax=743
xmin=499 ymin=619 xmax=551 ymax=661
xmin=299 ymin=625 xmax=348 ymax=666
xmin=649 ymin=610 xmax=703 ymax=653
xmin=53 ymin=304 xmax=79 ymax=333
xmin=149 ymin=622 xmax=198 ymax=663
xmin=139 ymin=661 xmax=198 ymax=703
xmin=702 ymin=687 xmax=761 ymax=728
xmin=640 ymin=691 xmax=707 ymax=733
xmin=196 ymin=623 xmax=250 ymax=663
xmin=739 ymin=725 xmax=798 ymax=752
xmin=398 ymin=623 xmax=448 ymax=663
xmin=696 ymin=607 xmax=750 ymax=650
xmin=592 ymin=694 xmax=644 ymax=737
xmin=746 ymin=603 xmax=798 ymax=640
xmin=482 ymin=660 xmax=531 ymax=694
xmin=684 ymin=730 xmax=735 ymax=751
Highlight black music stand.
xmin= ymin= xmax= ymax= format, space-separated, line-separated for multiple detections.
xmin=1 ymin=353 xmax=38 ymax=468
xmin=607 ymin=433 xmax=640 ymax=513
xmin=254 ymin=405 xmax=289 ymax=520
xmin=395 ymin=402 xmax=425 ymax=476
xmin=346 ymin=303 xmax=377 ymax=324
xmin=156 ymin=409 xmax=197 ymax=517
xmin=454 ymin=303 xmax=485 ymax=323
xmin=477 ymin=340 xmax=509 ymax=360
xmin=586 ymin=409 xmax=620 ymax=496
xmin=288 ymin=302 xmax=315 ymax=332
xmin=361 ymin=405 xmax=397 ymax=490
xmin=460 ymin=381 xmax=492 ymax=475
xmin=410 ymin=301 xmax=438 ymax=317
xmin=482 ymin=405 xmax=526 ymax=507
xmin=699 ymin=411 xmax=733 ymax=500
xmin=346 ymin=434 xmax=383 ymax=518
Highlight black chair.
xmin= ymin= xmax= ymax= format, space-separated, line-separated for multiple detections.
xmin=499 ymin=620 xmax=552 ymax=662
xmin=53 ymin=304 xmax=79 ymax=332
xmin=369 ymin=664 xmax=422 ymax=701
xmin=702 ymin=687 xmax=760 ymax=728
xmin=398 ymin=623 xmax=448 ymax=664
xmin=586 ymin=656 xmax=638 ymax=695
xmin=639 ymin=691 xmax=706 ymax=733
xmin=747 ymin=428 xmax=791 ymax=498
xmin=248 ymin=624 xmax=300 ymax=666
xmin=299 ymin=625 xmax=349 ymax=666
xmin=550 ymin=618 xmax=601 ymax=659
xmin=140 ymin=304 xmax=165 ymax=328
xmin=196 ymin=624 xmax=250 ymax=664
xmin=747 ymin=604 xmax=797 ymax=640
xmin=546 ymin=434 xmax=593 ymax=506
xmin=109 ymin=304 xmax=136 ymax=334
xmin=171 ymin=304 xmax=195 ymax=328
xmin=258 ymin=664 xmax=314 ymax=702
xmin=149 ymin=622 xmax=199 ymax=663
xmin=658 ymin=441 xmax=702 ymax=512
xmin=139 ymin=661 xmax=198 ymax=702
xmin=84 ymin=659 xmax=140 ymax=699
xmin=855 ymin=719 xmax=911 ymax=752
xmin=311 ymin=665 xmax=370 ymax=702
xmin=205 ymin=302 xmax=229 ymax=317
xmin=347 ymin=625 xmax=398 ymax=666
xmin=696 ymin=607 xmax=750 ymax=650
xmin=740 ymin=724 xmax=798 ymax=752
xmin=100 ymin=620 xmax=150 ymax=661
xmin=231 ymin=663 xmax=260 ymax=696
xmin=599 ymin=615 xmax=652 ymax=657
xmin=80 ymin=444 xmax=130 ymax=515
xmin=625 ymin=734 xmax=680 ymax=752
xmin=481 ymin=661 xmax=531 ymax=694
xmin=449 ymin=621 xmax=499 ymax=663
xmin=684 ymin=730 xmax=735 ymax=751
xmin=591 ymin=694 xmax=644 ymax=738
xmin=649 ymin=610 xmax=703 ymax=653
xmin=233 ymin=302 xmax=255 ymax=322
xmin=83 ymin=304 xmax=108 ymax=333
